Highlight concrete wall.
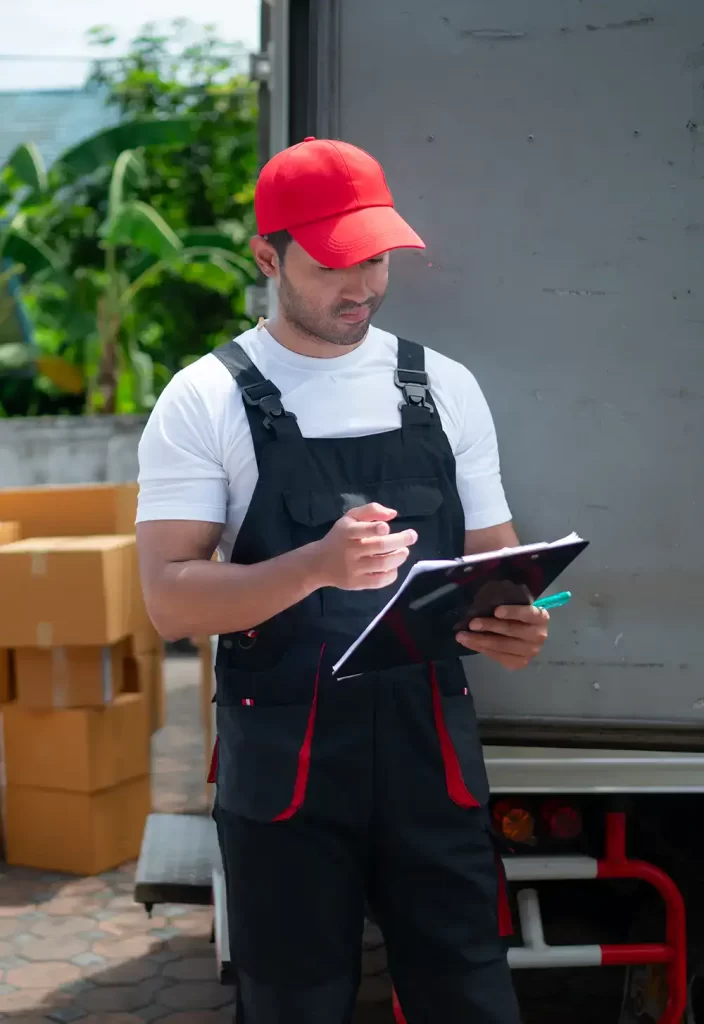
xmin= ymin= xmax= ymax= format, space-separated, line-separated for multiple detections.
xmin=0 ymin=416 xmax=146 ymax=487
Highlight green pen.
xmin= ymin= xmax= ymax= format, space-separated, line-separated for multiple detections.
xmin=534 ymin=591 xmax=572 ymax=611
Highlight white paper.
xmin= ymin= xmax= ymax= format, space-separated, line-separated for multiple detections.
xmin=332 ymin=533 xmax=583 ymax=675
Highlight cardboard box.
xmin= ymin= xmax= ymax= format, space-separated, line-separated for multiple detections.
xmin=0 ymin=648 xmax=13 ymax=704
xmin=2 ymin=693 xmax=150 ymax=792
xmin=124 ymin=650 xmax=165 ymax=734
xmin=4 ymin=775 xmax=151 ymax=875
xmin=14 ymin=643 xmax=126 ymax=709
xmin=0 ymin=483 xmax=137 ymax=539
xmin=0 ymin=521 xmax=20 ymax=546
xmin=0 ymin=535 xmax=134 ymax=647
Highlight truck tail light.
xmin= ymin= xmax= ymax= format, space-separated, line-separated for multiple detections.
xmin=493 ymin=799 xmax=536 ymax=844
xmin=542 ymin=799 xmax=584 ymax=841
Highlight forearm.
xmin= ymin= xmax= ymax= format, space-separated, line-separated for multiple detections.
xmin=147 ymin=543 xmax=323 ymax=640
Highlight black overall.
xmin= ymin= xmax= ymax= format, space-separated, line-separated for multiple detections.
xmin=211 ymin=337 xmax=520 ymax=1024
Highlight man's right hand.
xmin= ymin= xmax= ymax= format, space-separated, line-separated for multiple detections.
xmin=310 ymin=502 xmax=417 ymax=591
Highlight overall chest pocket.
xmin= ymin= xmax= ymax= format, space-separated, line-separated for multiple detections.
xmin=283 ymin=477 xmax=445 ymax=625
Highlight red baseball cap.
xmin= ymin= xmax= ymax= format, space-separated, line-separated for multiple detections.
xmin=255 ymin=137 xmax=425 ymax=269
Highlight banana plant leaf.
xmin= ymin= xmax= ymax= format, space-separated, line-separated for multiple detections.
xmin=177 ymin=258 xmax=245 ymax=295
xmin=178 ymin=231 xmax=256 ymax=275
xmin=126 ymin=229 xmax=256 ymax=284
xmin=0 ymin=227 xmax=59 ymax=276
xmin=5 ymin=142 xmax=48 ymax=195
xmin=108 ymin=150 xmax=147 ymax=222
xmin=56 ymin=118 xmax=198 ymax=179
xmin=117 ymin=342 xmax=156 ymax=413
xmin=101 ymin=200 xmax=183 ymax=260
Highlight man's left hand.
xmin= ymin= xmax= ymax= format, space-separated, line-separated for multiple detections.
xmin=455 ymin=604 xmax=550 ymax=671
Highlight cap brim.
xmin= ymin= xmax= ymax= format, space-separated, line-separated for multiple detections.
xmin=290 ymin=205 xmax=425 ymax=269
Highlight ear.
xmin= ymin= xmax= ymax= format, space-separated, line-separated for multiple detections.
xmin=250 ymin=236 xmax=279 ymax=279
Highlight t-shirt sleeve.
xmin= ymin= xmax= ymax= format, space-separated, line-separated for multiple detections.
xmin=451 ymin=366 xmax=512 ymax=531
xmin=136 ymin=371 xmax=228 ymax=525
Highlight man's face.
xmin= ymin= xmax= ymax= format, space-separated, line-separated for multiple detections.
xmin=254 ymin=238 xmax=389 ymax=347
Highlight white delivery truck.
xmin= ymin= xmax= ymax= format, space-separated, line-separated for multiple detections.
xmin=135 ymin=3 xmax=704 ymax=1020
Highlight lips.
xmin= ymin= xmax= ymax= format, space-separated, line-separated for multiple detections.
xmin=338 ymin=307 xmax=370 ymax=324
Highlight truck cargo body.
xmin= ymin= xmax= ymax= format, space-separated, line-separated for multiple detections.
xmin=262 ymin=0 xmax=704 ymax=750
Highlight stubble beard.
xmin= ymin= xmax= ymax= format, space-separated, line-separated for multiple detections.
xmin=279 ymin=274 xmax=385 ymax=348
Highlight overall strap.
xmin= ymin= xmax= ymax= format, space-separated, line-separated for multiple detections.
xmin=212 ymin=340 xmax=302 ymax=459
xmin=395 ymin=337 xmax=436 ymax=427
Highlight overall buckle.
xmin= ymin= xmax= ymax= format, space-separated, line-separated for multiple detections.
xmin=241 ymin=381 xmax=297 ymax=431
xmin=394 ymin=368 xmax=433 ymax=413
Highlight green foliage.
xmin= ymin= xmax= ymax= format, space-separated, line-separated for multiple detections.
xmin=85 ymin=18 xmax=259 ymax=373
xmin=1 ymin=19 xmax=257 ymax=417
xmin=6 ymin=142 xmax=48 ymax=197
xmin=57 ymin=117 xmax=199 ymax=179
xmin=1 ymin=229 xmax=57 ymax=276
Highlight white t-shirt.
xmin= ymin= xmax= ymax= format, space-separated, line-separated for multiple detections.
xmin=136 ymin=325 xmax=511 ymax=561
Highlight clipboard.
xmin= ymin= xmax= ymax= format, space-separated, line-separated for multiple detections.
xmin=332 ymin=533 xmax=589 ymax=679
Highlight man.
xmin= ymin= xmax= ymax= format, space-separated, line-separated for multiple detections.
xmin=136 ymin=137 xmax=549 ymax=1023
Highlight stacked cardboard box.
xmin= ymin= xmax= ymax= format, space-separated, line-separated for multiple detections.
xmin=0 ymin=648 xmax=12 ymax=705
xmin=0 ymin=522 xmax=21 ymax=705
xmin=0 ymin=521 xmax=20 ymax=546
xmin=3 ymin=695 xmax=151 ymax=874
xmin=0 ymin=482 xmax=139 ymax=538
xmin=0 ymin=533 xmax=135 ymax=701
xmin=0 ymin=483 xmax=164 ymax=873
xmin=0 ymin=484 xmax=165 ymax=725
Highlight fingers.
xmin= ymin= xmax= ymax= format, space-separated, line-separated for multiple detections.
xmin=358 ymin=546 xmax=410 ymax=574
xmin=457 ymin=603 xmax=550 ymax=670
xmin=456 ymin=630 xmax=544 ymax=669
xmin=359 ymin=528 xmax=418 ymax=553
xmin=353 ymin=529 xmax=417 ymax=582
xmin=457 ymin=631 xmax=541 ymax=658
xmin=343 ymin=518 xmax=401 ymax=540
xmin=345 ymin=502 xmax=398 ymax=523
xmin=355 ymin=569 xmax=400 ymax=590
xmin=466 ymin=617 xmax=549 ymax=642
xmin=494 ymin=604 xmax=550 ymax=626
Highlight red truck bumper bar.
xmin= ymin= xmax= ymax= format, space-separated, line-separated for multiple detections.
xmin=393 ymin=812 xmax=687 ymax=1024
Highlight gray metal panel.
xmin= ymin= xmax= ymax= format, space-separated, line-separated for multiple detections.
xmin=311 ymin=0 xmax=341 ymax=140
xmin=484 ymin=745 xmax=704 ymax=793
xmin=330 ymin=0 xmax=704 ymax=734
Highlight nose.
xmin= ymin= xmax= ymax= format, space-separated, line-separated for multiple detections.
xmin=339 ymin=267 xmax=373 ymax=305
